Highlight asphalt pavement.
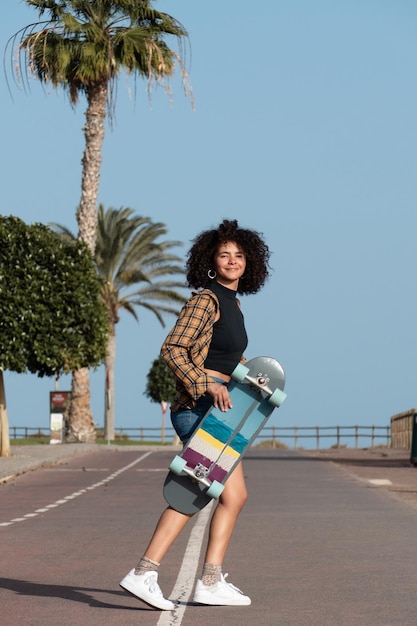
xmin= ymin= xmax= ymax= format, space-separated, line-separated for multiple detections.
xmin=0 ymin=443 xmax=179 ymax=483
xmin=1 ymin=444 xmax=417 ymax=626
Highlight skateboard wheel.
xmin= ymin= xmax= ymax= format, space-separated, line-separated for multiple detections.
xmin=231 ymin=362 xmax=249 ymax=383
xmin=169 ymin=455 xmax=187 ymax=475
xmin=268 ymin=388 xmax=287 ymax=407
xmin=206 ymin=480 xmax=224 ymax=499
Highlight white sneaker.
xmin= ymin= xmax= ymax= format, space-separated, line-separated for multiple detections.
xmin=119 ymin=569 xmax=175 ymax=611
xmin=193 ymin=573 xmax=251 ymax=606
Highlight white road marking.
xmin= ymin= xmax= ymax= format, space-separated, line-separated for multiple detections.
xmin=368 ymin=479 xmax=392 ymax=486
xmin=157 ymin=501 xmax=215 ymax=626
xmin=0 ymin=452 xmax=152 ymax=527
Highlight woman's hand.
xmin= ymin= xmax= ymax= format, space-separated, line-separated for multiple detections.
xmin=206 ymin=382 xmax=233 ymax=412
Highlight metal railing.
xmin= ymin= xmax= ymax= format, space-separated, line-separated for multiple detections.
xmin=258 ymin=425 xmax=391 ymax=449
xmin=9 ymin=427 xmax=48 ymax=439
xmin=9 ymin=424 xmax=391 ymax=449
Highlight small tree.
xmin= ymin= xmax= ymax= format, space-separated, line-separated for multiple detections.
xmin=145 ymin=356 xmax=177 ymax=443
xmin=0 ymin=215 xmax=109 ymax=454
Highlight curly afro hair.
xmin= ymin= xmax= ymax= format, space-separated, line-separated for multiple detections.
xmin=186 ymin=219 xmax=271 ymax=294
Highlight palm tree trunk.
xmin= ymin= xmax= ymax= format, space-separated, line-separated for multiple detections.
xmin=104 ymin=330 xmax=116 ymax=441
xmin=66 ymin=81 xmax=108 ymax=443
xmin=65 ymin=368 xmax=96 ymax=443
xmin=78 ymin=81 xmax=107 ymax=250
xmin=0 ymin=371 xmax=11 ymax=457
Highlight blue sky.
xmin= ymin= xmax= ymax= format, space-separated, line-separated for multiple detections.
xmin=1 ymin=1 xmax=417 ymax=446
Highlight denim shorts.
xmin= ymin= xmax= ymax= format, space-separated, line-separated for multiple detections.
xmin=171 ymin=378 xmax=227 ymax=444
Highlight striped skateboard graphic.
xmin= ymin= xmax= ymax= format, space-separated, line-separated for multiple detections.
xmin=163 ymin=356 xmax=286 ymax=514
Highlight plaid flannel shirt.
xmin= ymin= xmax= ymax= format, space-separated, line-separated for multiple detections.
xmin=160 ymin=289 xmax=220 ymax=411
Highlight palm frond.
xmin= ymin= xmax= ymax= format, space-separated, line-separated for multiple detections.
xmin=96 ymin=205 xmax=186 ymax=327
xmin=7 ymin=0 xmax=193 ymax=112
xmin=52 ymin=205 xmax=187 ymax=329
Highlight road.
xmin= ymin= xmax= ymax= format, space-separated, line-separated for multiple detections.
xmin=1 ymin=447 xmax=417 ymax=626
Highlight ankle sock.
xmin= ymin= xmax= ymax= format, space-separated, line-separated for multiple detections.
xmin=201 ymin=563 xmax=222 ymax=586
xmin=134 ymin=556 xmax=160 ymax=576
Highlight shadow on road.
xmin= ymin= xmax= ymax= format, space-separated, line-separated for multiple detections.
xmin=0 ymin=577 xmax=152 ymax=612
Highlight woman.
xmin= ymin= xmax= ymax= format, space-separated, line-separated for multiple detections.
xmin=120 ymin=219 xmax=271 ymax=610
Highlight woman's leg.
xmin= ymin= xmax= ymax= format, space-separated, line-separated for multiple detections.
xmin=142 ymin=461 xmax=247 ymax=567
xmin=120 ymin=506 xmax=193 ymax=610
xmin=204 ymin=461 xmax=248 ymax=565
xmin=193 ymin=462 xmax=251 ymax=605
xmin=142 ymin=506 xmax=192 ymax=563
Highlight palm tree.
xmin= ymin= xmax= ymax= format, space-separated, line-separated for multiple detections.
xmin=54 ymin=205 xmax=187 ymax=440
xmin=8 ymin=1 xmax=192 ymax=441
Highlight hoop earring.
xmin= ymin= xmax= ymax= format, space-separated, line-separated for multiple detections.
xmin=207 ymin=269 xmax=217 ymax=279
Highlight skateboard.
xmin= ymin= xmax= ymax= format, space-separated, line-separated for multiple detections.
xmin=163 ymin=356 xmax=286 ymax=514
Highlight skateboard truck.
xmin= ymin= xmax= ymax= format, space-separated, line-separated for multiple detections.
xmin=169 ymin=456 xmax=213 ymax=488
xmin=194 ymin=463 xmax=210 ymax=479
xmin=247 ymin=371 xmax=273 ymax=396
xmin=232 ymin=362 xmax=286 ymax=406
xmin=186 ymin=463 xmax=211 ymax=488
xmin=168 ymin=457 xmax=225 ymax=498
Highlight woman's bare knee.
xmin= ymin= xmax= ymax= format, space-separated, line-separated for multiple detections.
xmin=219 ymin=464 xmax=248 ymax=512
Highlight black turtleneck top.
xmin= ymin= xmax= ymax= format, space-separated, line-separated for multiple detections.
xmin=204 ymin=280 xmax=248 ymax=375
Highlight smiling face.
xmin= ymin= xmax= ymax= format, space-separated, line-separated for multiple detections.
xmin=213 ymin=241 xmax=246 ymax=290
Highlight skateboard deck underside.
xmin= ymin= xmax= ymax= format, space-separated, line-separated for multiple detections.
xmin=163 ymin=406 xmax=273 ymax=513
xmin=163 ymin=471 xmax=212 ymax=513
xmin=163 ymin=357 xmax=285 ymax=514
xmin=181 ymin=385 xmax=270 ymax=483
